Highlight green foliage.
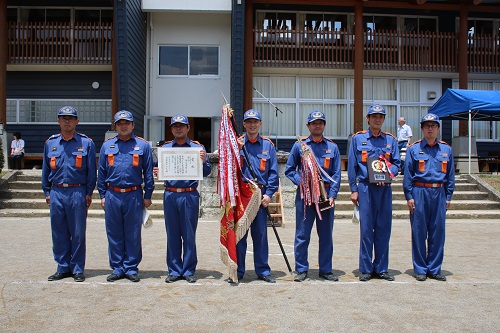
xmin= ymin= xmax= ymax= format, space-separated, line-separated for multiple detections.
xmin=0 ymin=136 xmax=4 ymax=172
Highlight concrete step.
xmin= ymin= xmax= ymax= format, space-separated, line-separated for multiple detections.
xmin=0 ymin=188 xmax=491 ymax=202
xmin=2 ymin=208 xmax=500 ymax=220
xmin=1 ymin=197 xmax=498 ymax=212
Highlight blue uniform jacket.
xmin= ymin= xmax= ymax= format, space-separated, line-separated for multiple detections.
xmin=240 ymin=135 xmax=279 ymax=198
xmin=403 ymin=138 xmax=455 ymax=201
xmin=161 ymin=138 xmax=212 ymax=188
xmin=285 ymin=136 xmax=341 ymax=199
xmin=42 ymin=132 xmax=97 ymax=197
xmin=97 ymin=133 xmax=155 ymax=199
xmin=347 ymin=129 xmax=400 ymax=192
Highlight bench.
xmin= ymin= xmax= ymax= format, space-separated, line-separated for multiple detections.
xmin=20 ymin=153 xmax=43 ymax=169
xmin=341 ymin=157 xmax=348 ymax=171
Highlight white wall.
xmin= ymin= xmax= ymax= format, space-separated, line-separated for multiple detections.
xmin=148 ymin=12 xmax=231 ymax=119
xmin=142 ymin=0 xmax=232 ymax=12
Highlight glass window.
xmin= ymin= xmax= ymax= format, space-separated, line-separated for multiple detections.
xmin=46 ymin=9 xmax=70 ymax=23
xmin=75 ymin=10 xmax=101 ymax=23
xmin=8 ymin=99 xmax=111 ymax=124
xmin=400 ymin=79 xmax=420 ymax=102
xmin=190 ymin=46 xmax=219 ymax=76
xmin=7 ymin=8 xmax=17 ymax=22
xmin=159 ymin=46 xmax=188 ymax=76
xmin=159 ymin=46 xmax=219 ymax=76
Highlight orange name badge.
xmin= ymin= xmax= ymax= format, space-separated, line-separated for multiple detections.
xmin=419 ymin=160 xmax=425 ymax=172
xmin=260 ymin=158 xmax=267 ymax=171
xmin=324 ymin=157 xmax=330 ymax=169
xmin=385 ymin=151 xmax=391 ymax=160
xmin=441 ymin=161 xmax=447 ymax=173
xmin=50 ymin=157 xmax=57 ymax=170
xmin=361 ymin=151 xmax=368 ymax=163
xmin=108 ymin=154 xmax=114 ymax=167
xmin=75 ymin=155 xmax=82 ymax=168
xmin=132 ymin=154 xmax=139 ymax=167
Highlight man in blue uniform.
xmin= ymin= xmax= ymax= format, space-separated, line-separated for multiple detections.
xmin=403 ymin=113 xmax=455 ymax=282
xmin=235 ymin=109 xmax=279 ymax=283
xmin=42 ymin=106 xmax=97 ymax=282
xmin=347 ymin=104 xmax=400 ymax=282
xmin=285 ymin=110 xmax=341 ymax=282
xmin=98 ymin=110 xmax=154 ymax=283
xmin=157 ymin=114 xmax=212 ymax=283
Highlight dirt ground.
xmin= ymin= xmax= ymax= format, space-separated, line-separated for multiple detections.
xmin=1 ymin=217 xmax=499 ymax=333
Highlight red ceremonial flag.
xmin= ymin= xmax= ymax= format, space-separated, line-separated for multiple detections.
xmin=217 ymin=104 xmax=261 ymax=283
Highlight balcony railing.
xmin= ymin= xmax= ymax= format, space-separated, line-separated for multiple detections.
xmin=8 ymin=22 xmax=112 ymax=65
xmin=254 ymin=28 xmax=500 ymax=73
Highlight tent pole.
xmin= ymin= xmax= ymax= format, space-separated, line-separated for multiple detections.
xmin=468 ymin=110 xmax=471 ymax=175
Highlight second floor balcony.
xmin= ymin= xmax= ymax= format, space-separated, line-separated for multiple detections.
xmin=254 ymin=28 xmax=500 ymax=73
xmin=8 ymin=22 xmax=112 ymax=65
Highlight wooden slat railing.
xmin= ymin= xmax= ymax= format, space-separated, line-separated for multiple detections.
xmin=254 ymin=28 xmax=500 ymax=73
xmin=8 ymin=22 xmax=112 ymax=65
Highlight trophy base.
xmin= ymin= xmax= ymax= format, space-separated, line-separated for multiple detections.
xmin=319 ymin=200 xmax=332 ymax=212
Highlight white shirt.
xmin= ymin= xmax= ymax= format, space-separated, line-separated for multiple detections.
xmin=11 ymin=139 xmax=25 ymax=156
xmin=397 ymin=124 xmax=412 ymax=142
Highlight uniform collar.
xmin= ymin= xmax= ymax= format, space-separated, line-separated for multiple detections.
xmin=422 ymin=138 xmax=438 ymax=147
xmin=367 ymin=128 xmax=384 ymax=138
xmin=245 ymin=135 xmax=262 ymax=144
xmin=173 ymin=137 xmax=191 ymax=146
xmin=305 ymin=135 xmax=324 ymax=143
xmin=116 ymin=133 xmax=136 ymax=142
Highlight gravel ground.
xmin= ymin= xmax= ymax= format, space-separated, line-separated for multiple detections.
xmin=1 ymin=217 xmax=499 ymax=333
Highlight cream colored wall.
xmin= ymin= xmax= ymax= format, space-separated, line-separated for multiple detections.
xmin=148 ymin=12 xmax=231 ymax=119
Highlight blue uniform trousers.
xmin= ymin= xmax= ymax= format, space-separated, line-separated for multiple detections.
xmin=398 ymin=141 xmax=407 ymax=172
xmin=163 ymin=191 xmax=199 ymax=277
xmin=294 ymin=190 xmax=334 ymax=274
xmin=410 ymin=186 xmax=446 ymax=275
xmin=50 ymin=186 xmax=87 ymax=274
xmin=105 ymin=189 xmax=143 ymax=276
xmin=358 ymin=182 xmax=392 ymax=274
xmin=236 ymin=206 xmax=271 ymax=278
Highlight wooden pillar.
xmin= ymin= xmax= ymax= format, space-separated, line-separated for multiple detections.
xmin=244 ymin=1 xmax=253 ymax=112
xmin=353 ymin=0 xmax=364 ymax=133
xmin=0 ymin=0 xmax=7 ymax=129
xmin=458 ymin=5 xmax=469 ymax=136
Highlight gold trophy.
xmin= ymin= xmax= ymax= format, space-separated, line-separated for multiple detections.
xmin=318 ymin=177 xmax=332 ymax=212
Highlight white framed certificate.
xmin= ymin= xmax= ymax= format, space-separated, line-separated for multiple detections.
xmin=157 ymin=147 xmax=203 ymax=180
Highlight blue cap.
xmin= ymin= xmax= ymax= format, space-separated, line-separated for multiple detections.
xmin=114 ymin=110 xmax=134 ymax=123
xmin=57 ymin=106 xmax=78 ymax=118
xmin=420 ymin=113 xmax=440 ymax=125
xmin=170 ymin=114 xmax=189 ymax=126
xmin=367 ymin=104 xmax=386 ymax=115
xmin=243 ymin=109 xmax=262 ymax=121
xmin=307 ymin=110 xmax=326 ymax=123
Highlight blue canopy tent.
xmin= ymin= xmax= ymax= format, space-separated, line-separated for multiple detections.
xmin=428 ymin=89 xmax=500 ymax=173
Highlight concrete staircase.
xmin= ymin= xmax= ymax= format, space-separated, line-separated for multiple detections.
xmin=1 ymin=169 xmax=500 ymax=220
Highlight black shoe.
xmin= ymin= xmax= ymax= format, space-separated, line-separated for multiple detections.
xmin=227 ymin=275 xmax=243 ymax=284
xmin=165 ymin=275 xmax=181 ymax=283
xmin=73 ymin=273 xmax=85 ymax=282
xmin=126 ymin=274 xmax=140 ymax=282
xmin=184 ymin=275 xmax=197 ymax=283
xmin=359 ymin=273 xmax=372 ymax=282
xmin=427 ymin=273 xmax=446 ymax=281
xmin=259 ymin=274 xmax=276 ymax=283
xmin=376 ymin=272 xmax=395 ymax=281
xmin=294 ymin=271 xmax=308 ymax=282
xmin=415 ymin=274 xmax=427 ymax=281
xmin=106 ymin=273 xmax=124 ymax=282
xmin=48 ymin=272 xmax=73 ymax=281
xmin=319 ymin=272 xmax=339 ymax=281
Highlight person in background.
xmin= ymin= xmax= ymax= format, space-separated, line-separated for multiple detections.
xmin=42 ymin=106 xmax=97 ymax=282
xmin=403 ymin=113 xmax=455 ymax=282
xmin=285 ymin=110 xmax=341 ymax=282
xmin=397 ymin=117 xmax=413 ymax=174
xmin=235 ymin=109 xmax=279 ymax=283
xmin=347 ymin=104 xmax=400 ymax=282
xmin=10 ymin=132 xmax=25 ymax=170
xmin=155 ymin=114 xmax=212 ymax=284
xmin=98 ymin=110 xmax=154 ymax=283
